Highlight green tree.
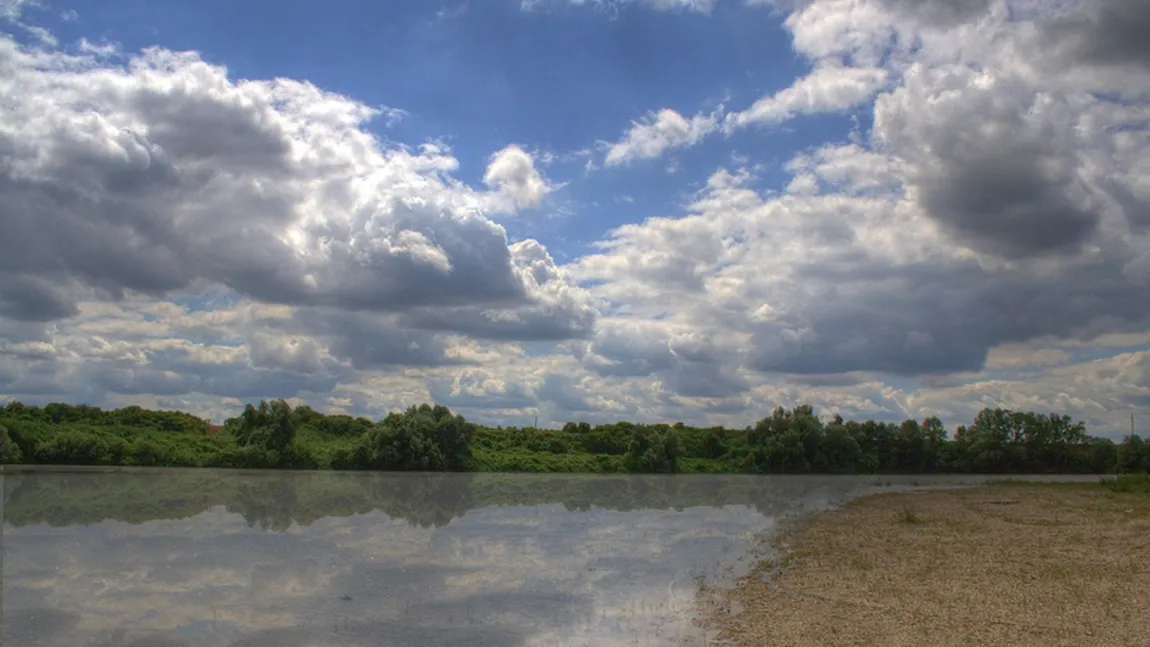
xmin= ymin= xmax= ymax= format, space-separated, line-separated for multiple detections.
xmin=921 ymin=416 xmax=948 ymax=471
xmin=1117 ymin=435 xmax=1149 ymax=473
xmin=356 ymin=405 xmax=475 ymax=471
xmin=822 ymin=418 xmax=862 ymax=473
xmin=0 ymin=424 xmax=23 ymax=464
xmin=897 ymin=419 xmax=925 ymax=472
xmin=623 ymin=427 xmax=680 ymax=473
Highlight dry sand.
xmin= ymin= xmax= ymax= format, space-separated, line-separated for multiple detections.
xmin=698 ymin=483 xmax=1150 ymax=647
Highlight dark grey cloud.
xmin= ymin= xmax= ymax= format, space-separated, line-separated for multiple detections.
xmin=395 ymin=239 xmax=596 ymax=342
xmin=288 ymin=205 xmax=528 ymax=313
xmin=747 ymin=278 xmax=988 ymax=376
xmin=535 ymin=374 xmax=597 ymax=413
xmin=0 ymin=319 xmax=47 ymax=344
xmin=0 ymin=357 xmax=20 ymax=387
xmin=661 ymin=361 xmax=748 ymax=399
xmin=0 ymin=273 xmax=80 ymax=321
xmin=288 ymin=309 xmax=469 ymax=370
xmin=878 ymin=81 xmax=1101 ymax=259
xmin=1106 ymin=180 xmax=1150 ymax=232
xmin=576 ymin=324 xmax=749 ymax=399
xmin=583 ymin=326 xmax=675 ymax=378
xmin=1041 ymin=0 xmax=1150 ymax=69
xmin=748 ymin=258 xmax=1150 ymax=376
xmin=132 ymin=85 xmax=294 ymax=170
xmin=403 ymin=303 xmax=596 ymax=342
xmin=916 ymin=144 xmax=1098 ymax=259
xmin=0 ymin=336 xmax=349 ymax=403
xmin=90 ymin=365 xmax=202 ymax=397
xmin=1 ymin=357 xmax=88 ymax=398
xmin=784 ymin=373 xmax=869 ymax=388
xmin=875 ymin=0 xmax=993 ymax=28
xmin=198 ymin=369 xmax=341 ymax=401
xmin=0 ymin=147 xmax=192 ymax=303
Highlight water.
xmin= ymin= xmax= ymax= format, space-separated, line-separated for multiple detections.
xmin=0 ymin=468 xmax=1101 ymax=647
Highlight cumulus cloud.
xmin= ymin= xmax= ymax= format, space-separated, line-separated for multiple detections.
xmin=603 ymin=109 xmax=717 ymax=166
xmin=0 ymin=37 xmax=585 ymax=341
xmin=482 ymin=144 xmax=553 ymax=212
xmin=724 ymin=61 xmax=888 ymax=131
xmin=1039 ymin=0 xmax=1150 ymax=70
xmin=875 ymin=64 xmax=1103 ymax=259
xmin=568 ymin=0 xmax=1150 ymax=432
xmin=2 ymin=0 xmax=1149 ymax=437
xmin=873 ymin=0 xmax=994 ymax=28
xmin=598 ymin=4 xmax=893 ymax=164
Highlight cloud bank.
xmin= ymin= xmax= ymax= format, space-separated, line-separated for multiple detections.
xmin=1 ymin=0 xmax=1148 ymax=437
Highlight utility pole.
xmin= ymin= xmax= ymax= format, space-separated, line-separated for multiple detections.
xmin=534 ymin=415 xmax=538 ymax=429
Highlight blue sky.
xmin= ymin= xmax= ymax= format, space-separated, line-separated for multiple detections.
xmin=25 ymin=0 xmax=830 ymax=252
xmin=0 ymin=0 xmax=1149 ymax=436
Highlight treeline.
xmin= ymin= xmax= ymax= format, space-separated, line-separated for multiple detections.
xmin=1 ymin=400 xmax=1149 ymax=475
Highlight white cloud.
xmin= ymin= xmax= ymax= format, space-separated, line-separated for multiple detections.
xmin=598 ymin=7 xmax=892 ymax=163
xmin=724 ymin=61 xmax=888 ymax=130
xmin=562 ymin=0 xmax=1150 ymax=434
xmin=603 ymin=108 xmax=717 ymax=166
xmin=0 ymin=36 xmax=588 ymax=338
xmin=2 ymin=0 xmax=1150 ymax=438
xmin=482 ymin=144 xmax=553 ymax=212
xmin=782 ymin=0 xmax=898 ymax=63
xmin=0 ymin=0 xmax=35 ymax=20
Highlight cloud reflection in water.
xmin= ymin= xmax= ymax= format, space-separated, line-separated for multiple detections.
xmin=1 ymin=470 xmax=1091 ymax=646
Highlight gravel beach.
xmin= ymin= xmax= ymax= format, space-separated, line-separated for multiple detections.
xmin=700 ymin=483 xmax=1150 ymax=647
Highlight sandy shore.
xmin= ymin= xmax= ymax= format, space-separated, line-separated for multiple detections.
xmin=699 ymin=483 xmax=1150 ymax=647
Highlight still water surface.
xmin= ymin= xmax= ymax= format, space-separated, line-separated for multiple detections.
xmin=0 ymin=469 xmax=1100 ymax=646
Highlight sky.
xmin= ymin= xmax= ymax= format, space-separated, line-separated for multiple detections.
xmin=0 ymin=0 xmax=1148 ymax=437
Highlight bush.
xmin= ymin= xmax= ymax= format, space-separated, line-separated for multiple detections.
xmin=0 ymin=424 xmax=23 ymax=464
xmin=34 ymin=432 xmax=110 ymax=465
xmin=1104 ymin=473 xmax=1150 ymax=494
xmin=132 ymin=440 xmax=165 ymax=467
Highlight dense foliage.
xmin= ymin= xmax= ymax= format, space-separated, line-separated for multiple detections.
xmin=1 ymin=400 xmax=1148 ymax=475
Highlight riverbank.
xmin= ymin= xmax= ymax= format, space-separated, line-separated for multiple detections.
xmin=700 ymin=480 xmax=1150 ymax=646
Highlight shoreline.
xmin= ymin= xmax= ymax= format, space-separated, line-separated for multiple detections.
xmin=697 ymin=481 xmax=1150 ymax=646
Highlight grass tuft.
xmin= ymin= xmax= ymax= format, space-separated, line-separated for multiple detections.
xmin=896 ymin=504 xmax=925 ymax=524
xmin=1103 ymin=473 xmax=1150 ymax=494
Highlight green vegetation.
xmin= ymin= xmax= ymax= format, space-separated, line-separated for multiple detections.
xmin=1103 ymin=472 xmax=1150 ymax=495
xmin=1 ymin=399 xmax=1148 ymax=476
